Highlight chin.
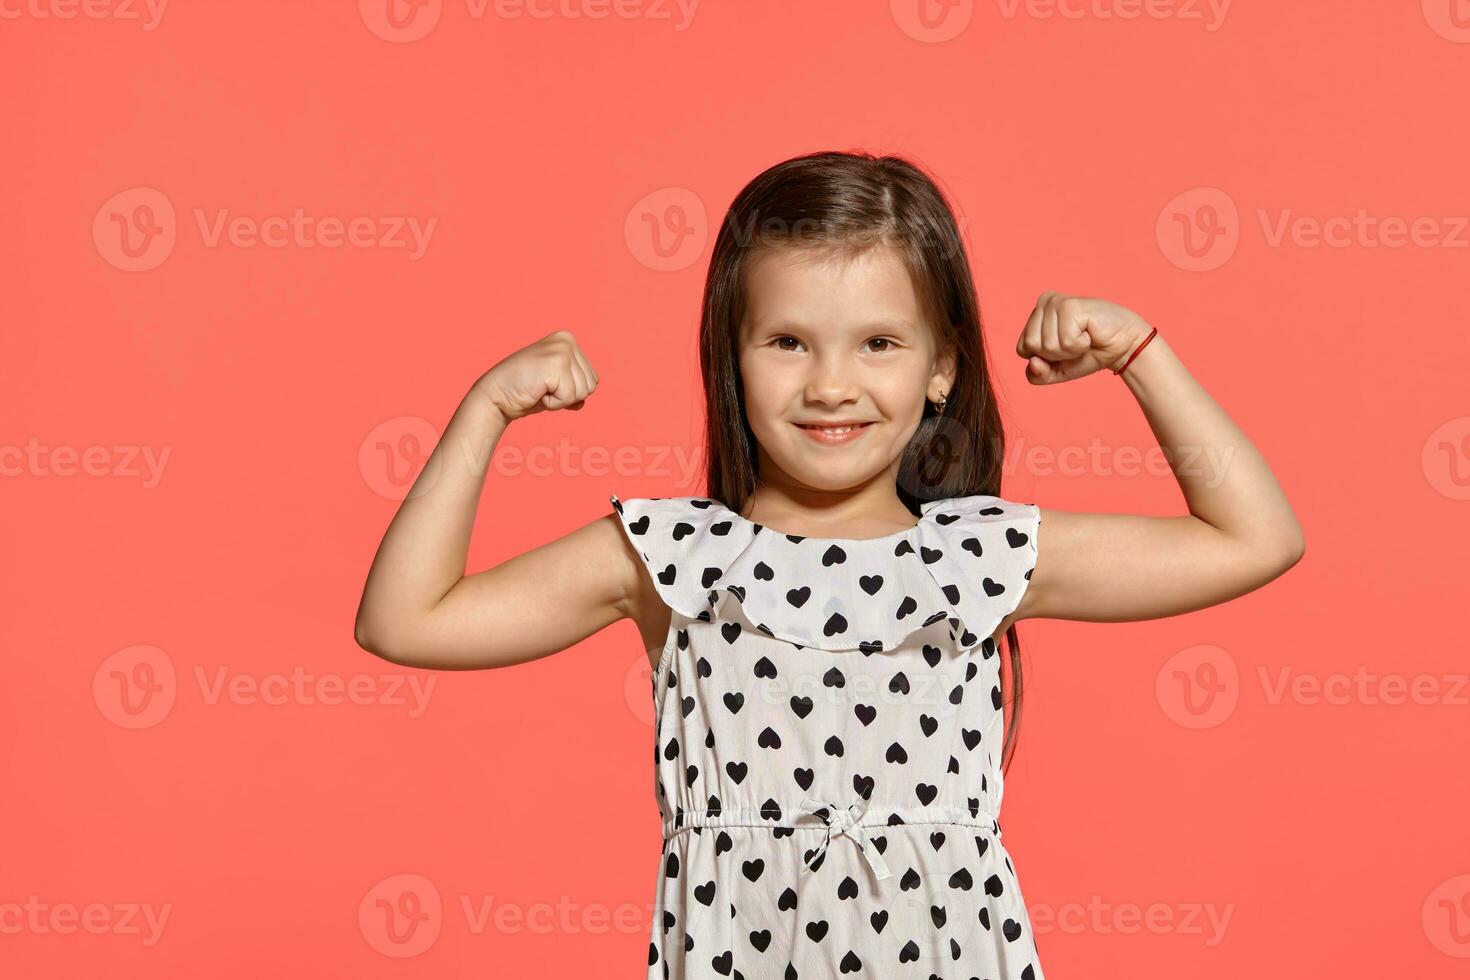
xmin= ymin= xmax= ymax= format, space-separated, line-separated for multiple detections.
xmin=785 ymin=461 xmax=883 ymax=491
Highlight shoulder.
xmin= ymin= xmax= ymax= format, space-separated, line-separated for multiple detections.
xmin=610 ymin=493 xmax=738 ymax=535
xmin=607 ymin=493 xmax=757 ymax=619
xmin=922 ymin=492 xmax=1040 ymax=524
xmin=917 ymin=493 xmax=1042 ymax=638
xmin=921 ymin=491 xmax=1040 ymax=548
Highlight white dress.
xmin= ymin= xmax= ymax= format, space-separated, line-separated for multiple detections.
xmin=611 ymin=492 xmax=1046 ymax=980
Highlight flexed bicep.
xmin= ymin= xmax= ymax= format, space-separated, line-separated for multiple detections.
xmin=361 ymin=512 xmax=643 ymax=671
xmin=1021 ymin=507 xmax=1304 ymax=626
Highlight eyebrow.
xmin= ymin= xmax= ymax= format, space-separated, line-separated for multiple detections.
xmin=754 ymin=319 xmax=916 ymax=334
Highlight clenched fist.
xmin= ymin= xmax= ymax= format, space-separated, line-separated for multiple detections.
xmin=1017 ymin=292 xmax=1153 ymax=384
xmin=476 ymin=330 xmax=601 ymax=421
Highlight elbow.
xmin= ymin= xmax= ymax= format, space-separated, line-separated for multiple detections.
xmin=354 ymin=615 xmax=412 ymax=667
xmin=1273 ymin=525 xmax=1306 ymax=574
xmin=353 ymin=609 xmax=379 ymax=654
xmin=356 ymin=633 xmax=421 ymax=669
xmin=1233 ymin=525 xmax=1304 ymax=588
xmin=354 ymin=617 xmax=462 ymax=671
xmin=354 ymin=625 xmax=390 ymax=662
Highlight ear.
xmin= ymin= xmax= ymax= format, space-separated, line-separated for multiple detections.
xmin=932 ymin=337 xmax=959 ymax=396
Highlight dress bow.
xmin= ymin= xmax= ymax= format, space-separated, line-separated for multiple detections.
xmin=797 ymin=796 xmax=891 ymax=881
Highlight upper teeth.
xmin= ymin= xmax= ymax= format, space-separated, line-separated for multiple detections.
xmin=812 ymin=425 xmax=857 ymax=433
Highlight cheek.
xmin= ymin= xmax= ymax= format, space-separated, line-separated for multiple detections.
xmin=870 ymin=376 xmax=928 ymax=419
xmin=739 ymin=362 xmax=794 ymax=421
xmin=743 ymin=392 xmax=789 ymax=442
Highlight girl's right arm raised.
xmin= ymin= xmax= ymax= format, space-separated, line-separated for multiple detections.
xmin=352 ymin=330 xmax=649 ymax=671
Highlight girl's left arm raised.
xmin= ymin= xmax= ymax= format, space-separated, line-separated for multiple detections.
xmin=999 ymin=292 xmax=1305 ymax=632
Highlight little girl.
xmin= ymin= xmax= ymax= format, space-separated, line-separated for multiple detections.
xmin=354 ymin=151 xmax=1304 ymax=979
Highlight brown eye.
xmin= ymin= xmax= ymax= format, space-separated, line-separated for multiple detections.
xmin=867 ymin=337 xmax=895 ymax=352
xmin=774 ymin=336 xmax=802 ymax=352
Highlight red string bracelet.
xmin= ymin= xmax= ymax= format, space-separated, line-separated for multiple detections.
xmin=1113 ymin=326 xmax=1158 ymax=376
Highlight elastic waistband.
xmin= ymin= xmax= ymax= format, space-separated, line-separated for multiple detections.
xmin=661 ymin=801 xmax=1000 ymax=839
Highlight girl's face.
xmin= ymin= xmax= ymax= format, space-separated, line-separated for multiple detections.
xmin=737 ymin=244 xmax=956 ymax=497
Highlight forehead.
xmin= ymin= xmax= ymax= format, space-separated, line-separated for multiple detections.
xmin=740 ymin=245 xmax=927 ymax=335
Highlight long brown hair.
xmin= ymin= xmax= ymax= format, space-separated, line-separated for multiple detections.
xmin=695 ymin=149 xmax=1032 ymax=773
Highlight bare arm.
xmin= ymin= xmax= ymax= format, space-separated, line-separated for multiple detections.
xmin=999 ymin=294 xmax=1305 ymax=633
xmin=353 ymin=331 xmax=647 ymax=670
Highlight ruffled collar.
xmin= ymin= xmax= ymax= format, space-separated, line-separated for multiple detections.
xmin=611 ymin=493 xmax=1039 ymax=654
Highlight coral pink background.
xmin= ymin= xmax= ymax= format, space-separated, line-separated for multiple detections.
xmin=3 ymin=1 xmax=1468 ymax=977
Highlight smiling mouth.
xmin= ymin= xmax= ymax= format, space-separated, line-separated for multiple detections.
xmin=793 ymin=421 xmax=875 ymax=444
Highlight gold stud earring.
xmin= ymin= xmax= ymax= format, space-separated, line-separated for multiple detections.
xmin=934 ymin=392 xmax=948 ymax=415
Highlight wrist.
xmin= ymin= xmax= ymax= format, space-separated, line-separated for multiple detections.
xmin=468 ymin=379 xmax=515 ymax=427
xmin=1110 ymin=322 xmax=1159 ymax=375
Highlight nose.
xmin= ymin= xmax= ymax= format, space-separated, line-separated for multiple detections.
xmin=802 ymin=354 xmax=861 ymax=407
